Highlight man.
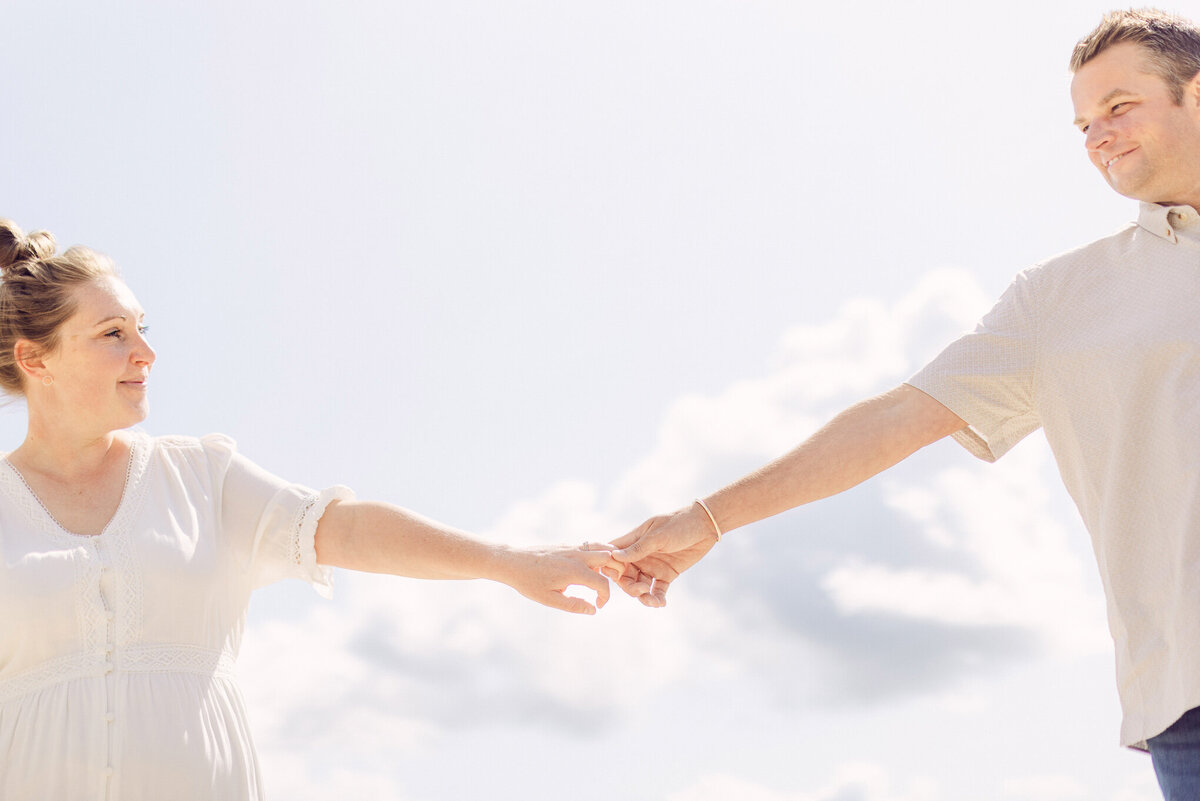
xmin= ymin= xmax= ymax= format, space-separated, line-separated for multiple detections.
xmin=607 ymin=9 xmax=1200 ymax=798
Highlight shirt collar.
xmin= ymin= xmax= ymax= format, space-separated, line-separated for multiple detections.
xmin=1137 ymin=201 xmax=1200 ymax=244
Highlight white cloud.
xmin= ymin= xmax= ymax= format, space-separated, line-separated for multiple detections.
xmin=609 ymin=269 xmax=989 ymax=516
xmin=665 ymin=763 xmax=1150 ymax=801
xmin=822 ymin=440 xmax=1109 ymax=656
xmin=257 ymin=752 xmax=422 ymax=801
xmin=668 ymin=764 xmax=940 ymax=801
xmin=1000 ymin=775 xmax=1088 ymax=801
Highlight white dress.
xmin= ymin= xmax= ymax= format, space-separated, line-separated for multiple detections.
xmin=0 ymin=433 xmax=351 ymax=800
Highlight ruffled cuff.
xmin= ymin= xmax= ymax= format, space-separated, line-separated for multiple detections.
xmin=296 ymin=484 xmax=355 ymax=599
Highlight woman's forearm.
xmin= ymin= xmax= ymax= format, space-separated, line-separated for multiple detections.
xmin=314 ymin=500 xmax=513 ymax=580
xmin=313 ymin=499 xmax=616 ymax=614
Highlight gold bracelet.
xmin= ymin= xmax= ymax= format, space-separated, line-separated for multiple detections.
xmin=693 ymin=498 xmax=722 ymax=543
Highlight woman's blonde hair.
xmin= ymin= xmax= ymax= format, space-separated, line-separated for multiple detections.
xmin=0 ymin=219 xmax=119 ymax=395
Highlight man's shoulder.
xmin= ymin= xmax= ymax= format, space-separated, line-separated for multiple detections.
xmin=1020 ymin=220 xmax=1142 ymax=288
xmin=1039 ymin=220 xmax=1140 ymax=269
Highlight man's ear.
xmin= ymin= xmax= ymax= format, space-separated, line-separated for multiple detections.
xmin=1188 ymin=69 xmax=1200 ymax=111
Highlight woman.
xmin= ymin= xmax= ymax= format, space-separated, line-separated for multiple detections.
xmin=0 ymin=219 xmax=617 ymax=799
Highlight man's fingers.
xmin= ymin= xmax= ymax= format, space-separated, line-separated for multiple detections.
xmin=609 ymin=518 xmax=666 ymax=562
xmin=608 ymin=529 xmax=643 ymax=550
xmin=577 ymin=546 xmax=631 ymax=599
xmin=638 ymin=585 xmax=667 ymax=608
xmin=579 ymin=547 xmax=623 ymax=574
xmin=612 ymin=535 xmax=658 ymax=564
xmin=648 ymin=578 xmax=670 ymax=607
xmin=600 ymin=565 xmax=629 ymax=582
xmin=617 ymin=570 xmax=653 ymax=598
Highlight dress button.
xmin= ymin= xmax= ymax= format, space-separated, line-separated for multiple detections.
xmin=103 ymin=662 xmax=114 ymax=674
xmin=105 ymin=713 xmax=115 ymax=723
xmin=102 ymin=767 xmax=114 ymax=778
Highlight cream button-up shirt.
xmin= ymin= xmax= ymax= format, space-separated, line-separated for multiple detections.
xmin=908 ymin=201 xmax=1200 ymax=749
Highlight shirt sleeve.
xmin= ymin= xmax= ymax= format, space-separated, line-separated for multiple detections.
xmin=201 ymin=434 xmax=353 ymax=599
xmin=906 ymin=270 xmax=1042 ymax=463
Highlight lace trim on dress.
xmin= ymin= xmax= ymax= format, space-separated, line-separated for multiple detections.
xmin=78 ymin=541 xmax=106 ymax=659
xmin=0 ymin=459 xmax=63 ymax=541
xmin=121 ymin=644 xmax=236 ymax=679
xmin=0 ymin=432 xmax=150 ymax=542
xmin=0 ymin=436 xmax=152 ymax=659
xmin=0 ymin=652 xmax=106 ymax=705
xmin=292 ymin=484 xmax=353 ymax=600
xmin=110 ymin=434 xmax=153 ymax=646
xmin=0 ymin=646 xmax=238 ymax=705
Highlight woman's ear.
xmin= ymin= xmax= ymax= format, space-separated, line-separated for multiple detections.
xmin=13 ymin=340 xmax=48 ymax=383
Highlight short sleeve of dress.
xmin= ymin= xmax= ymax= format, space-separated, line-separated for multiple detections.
xmin=906 ymin=270 xmax=1042 ymax=463
xmin=199 ymin=434 xmax=353 ymax=599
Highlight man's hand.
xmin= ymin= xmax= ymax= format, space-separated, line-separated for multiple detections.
xmin=604 ymin=504 xmax=720 ymax=608
xmin=594 ymin=386 xmax=965 ymax=608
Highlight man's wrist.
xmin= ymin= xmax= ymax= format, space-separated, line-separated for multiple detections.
xmin=692 ymin=498 xmax=722 ymax=542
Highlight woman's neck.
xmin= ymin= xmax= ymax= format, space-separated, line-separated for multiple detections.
xmin=10 ymin=421 xmax=125 ymax=483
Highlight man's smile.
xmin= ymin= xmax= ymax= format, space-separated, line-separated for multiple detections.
xmin=1105 ymin=147 xmax=1137 ymax=169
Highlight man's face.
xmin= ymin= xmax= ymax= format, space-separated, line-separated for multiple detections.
xmin=1071 ymin=41 xmax=1200 ymax=208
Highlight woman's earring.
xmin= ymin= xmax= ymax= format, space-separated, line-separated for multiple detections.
xmin=42 ymin=375 xmax=53 ymax=386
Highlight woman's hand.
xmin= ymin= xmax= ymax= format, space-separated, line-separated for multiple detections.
xmin=493 ymin=544 xmax=621 ymax=615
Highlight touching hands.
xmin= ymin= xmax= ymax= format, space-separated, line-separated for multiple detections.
xmin=595 ymin=502 xmax=722 ymax=608
xmin=510 ymin=502 xmax=721 ymax=614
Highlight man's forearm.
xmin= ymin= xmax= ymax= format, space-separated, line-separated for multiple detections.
xmin=706 ymin=384 xmax=967 ymax=533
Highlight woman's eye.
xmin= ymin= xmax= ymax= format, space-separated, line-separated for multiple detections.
xmin=138 ymin=325 xmax=150 ymax=336
xmin=105 ymin=329 xmax=123 ymax=339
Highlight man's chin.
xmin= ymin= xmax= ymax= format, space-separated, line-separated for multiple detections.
xmin=1105 ymin=177 xmax=1152 ymax=203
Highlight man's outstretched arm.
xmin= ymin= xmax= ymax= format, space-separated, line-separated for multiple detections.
xmin=608 ymin=384 xmax=968 ymax=606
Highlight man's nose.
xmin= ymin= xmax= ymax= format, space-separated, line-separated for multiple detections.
xmin=1085 ymin=119 xmax=1113 ymax=152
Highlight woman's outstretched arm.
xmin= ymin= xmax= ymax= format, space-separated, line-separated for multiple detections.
xmin=314 ymin=500 xmax=616 ymax=614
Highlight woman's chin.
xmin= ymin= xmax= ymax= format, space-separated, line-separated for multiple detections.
xmin=116 ymin=402 xmax=150 ymax=429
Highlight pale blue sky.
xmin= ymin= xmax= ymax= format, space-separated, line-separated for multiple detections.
xmin=0 ymin=2 xmax=1164 ymax=799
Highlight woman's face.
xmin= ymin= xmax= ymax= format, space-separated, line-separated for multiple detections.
xmin=35 ymin=276 xmax=156 ymax=433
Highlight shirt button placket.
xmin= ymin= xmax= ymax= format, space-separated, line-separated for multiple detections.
xmin=94 ymin=539 xmax=117 ymax=798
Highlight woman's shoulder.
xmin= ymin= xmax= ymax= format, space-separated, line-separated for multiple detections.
xmin=140 ymin=432 xmax=234 ymax=449
xmin=133 ymin=431 xmax=241 ymax=469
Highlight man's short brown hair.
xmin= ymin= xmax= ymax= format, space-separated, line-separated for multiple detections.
xmin=1070 ymin=8 xmax=1200 ymax=103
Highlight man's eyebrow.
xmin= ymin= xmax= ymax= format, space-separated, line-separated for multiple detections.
xmin=1073 ymin=88 xmax=1135 ymax=126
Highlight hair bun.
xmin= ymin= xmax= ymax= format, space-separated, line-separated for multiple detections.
xmin=0 ymin=219 xmax=57 ymax=276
